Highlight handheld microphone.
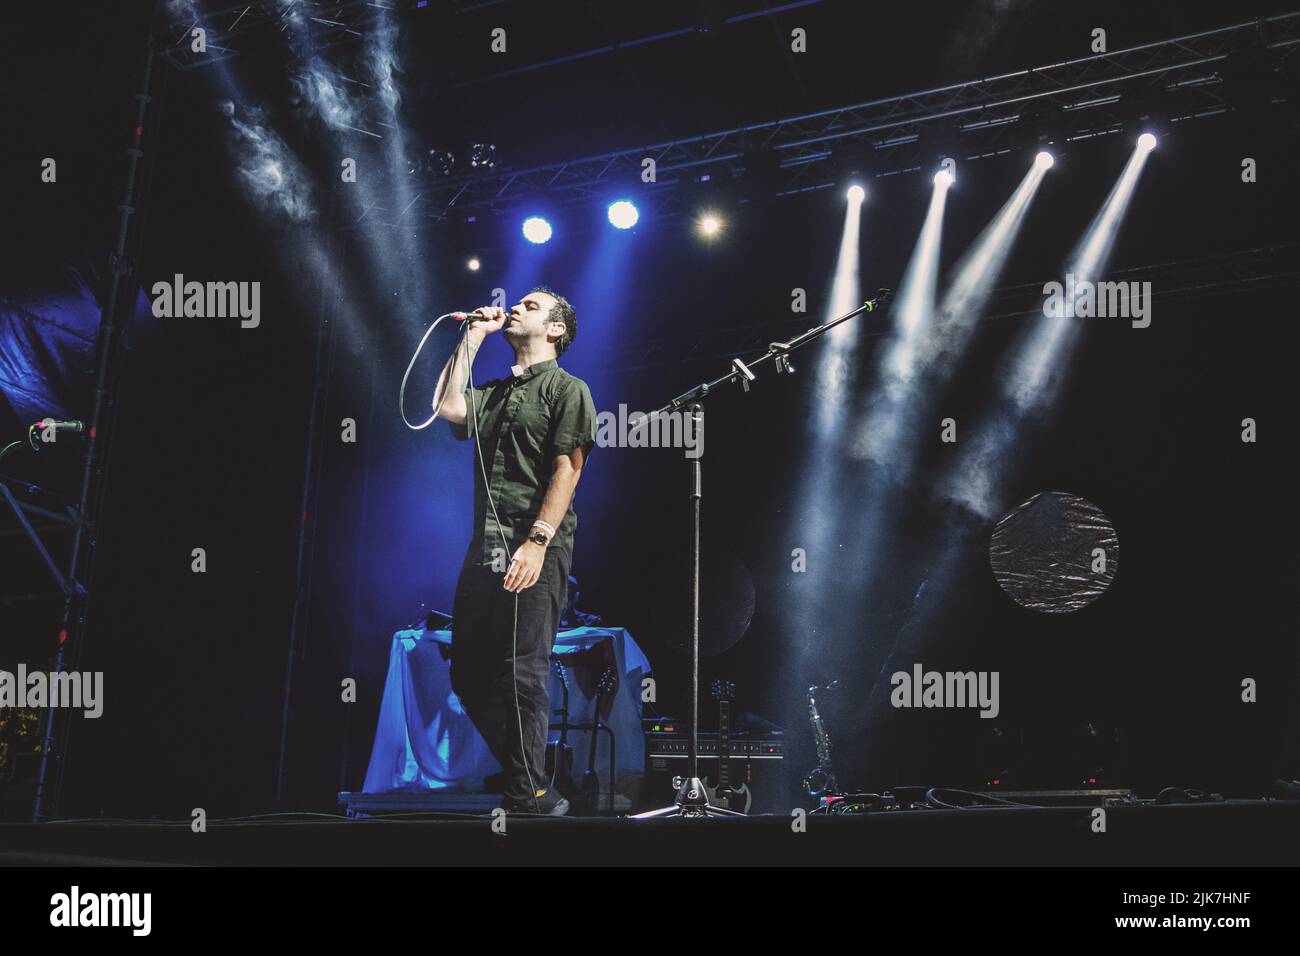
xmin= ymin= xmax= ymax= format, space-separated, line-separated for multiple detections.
xmin=27 ymin=418 xmax=87 ymax=450
xmin=35 ymin=419 xmax=87 ymax=433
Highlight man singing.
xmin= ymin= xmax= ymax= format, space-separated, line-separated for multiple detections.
xmin=432 ymin=287 xmax=597 ymax=815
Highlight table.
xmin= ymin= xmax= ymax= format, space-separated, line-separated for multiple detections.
xmin=363 ymin=625 xmax=652 ymax=808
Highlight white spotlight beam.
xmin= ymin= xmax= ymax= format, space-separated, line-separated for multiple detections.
xmin=936 ymin=141 xmax=1155 ymax=518
xmin=781 ymin=192 xmax=865 ymax=661
xmin=182 ymin=11 xmax=378 ymax=358
xmin=1011 ymin=140 xmax=1154 ymax=410
xmin=930 ymin=157 xmax=1051 ymax=379
xmin=886 ymin=179 xmax=950 ymax=386
xmin=848 ymin=175 xmax=950 ymax=463
xmin=365 ymin=12 xmax=434 ymax=330
xmin=810 ymin=193 xmax=865 ymax=436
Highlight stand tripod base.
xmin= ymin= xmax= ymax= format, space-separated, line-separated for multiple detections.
xmin=629 ymin=776 xmax=747 ymax=819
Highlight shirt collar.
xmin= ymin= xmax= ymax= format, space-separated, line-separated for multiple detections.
xmin=509 ymin=358 xmax=557 ymax=381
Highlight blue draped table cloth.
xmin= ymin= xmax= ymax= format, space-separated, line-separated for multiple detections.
xmin=364 ymin=625 xmax=652 ymax=807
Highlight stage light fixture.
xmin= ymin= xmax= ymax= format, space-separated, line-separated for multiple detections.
xmin=1035 ymin=151 xmax=1055 ymax=170
xmin=607 ymin=200 xmax=639 ymax=229
xmin=423 ymin=147 xmax=454 ymax=178
xmin=409 ymin=149 xmax=455 ymax=177
xmin=428 ymin=148 xmax=456 ymax=177
xmin=934 ymin=169 xmax=955 ymax=188
xmin=522 ymin=216 xmax=553 ymax=244
xmin=697 ymin=213 xmax=723 ymax=237
xmin=467 ymin=257 xmax=481 ymax=272
xmin=1137 ymin=132 xmax=1158 ymax=152
xmin=470 ymin=143 xmax=497 ymax=168
xmin=846 ymin=184 xmax=866 ymax=203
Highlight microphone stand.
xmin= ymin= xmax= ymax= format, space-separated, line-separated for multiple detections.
xmin=631 ymin=288 xmax=893 ymax=819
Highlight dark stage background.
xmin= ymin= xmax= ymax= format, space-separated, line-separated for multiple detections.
xmin=1 ymin=0 xmax=1298 ymax=818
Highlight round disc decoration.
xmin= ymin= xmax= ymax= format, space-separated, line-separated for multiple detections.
xmin=989 ymin=491 xmax=1118 ymax=613
xmin=649 ymin=548 xmax=756 ymax=658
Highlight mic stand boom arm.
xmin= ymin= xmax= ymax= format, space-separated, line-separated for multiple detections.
xmin=641 ymin=289 xmax=894 ymax=421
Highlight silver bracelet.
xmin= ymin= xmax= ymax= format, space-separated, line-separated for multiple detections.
xmin=531 ymin=519 xmax=556 ymax=539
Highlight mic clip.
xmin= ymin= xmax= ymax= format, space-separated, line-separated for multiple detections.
xmin=768 ymin=343 xmax=795 ymax=375
xmin=731 ymin=357 xmax=756 ymax=392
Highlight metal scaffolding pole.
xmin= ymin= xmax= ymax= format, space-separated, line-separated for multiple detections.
xmin=275 ymin=188 xmax=342 ymax=808
xmin=29 ymin=16 xmax=160 ymax=822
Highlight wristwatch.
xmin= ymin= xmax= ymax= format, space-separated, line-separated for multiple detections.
xmin=527 ymin=528 xmax=550 ymax=546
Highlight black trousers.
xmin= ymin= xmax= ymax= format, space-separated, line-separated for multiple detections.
xmin=449 ymin=546 xmax=569 ymax=802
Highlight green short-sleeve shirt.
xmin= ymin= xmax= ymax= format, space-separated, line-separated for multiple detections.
xmin=450 ymin=358 xmax=597 ymax=569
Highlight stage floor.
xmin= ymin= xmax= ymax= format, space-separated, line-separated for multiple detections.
xmin=2 ymin=799 xmax=1297 ymax=866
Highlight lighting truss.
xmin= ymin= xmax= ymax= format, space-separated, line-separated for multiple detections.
xmin=362 ymin=13 xmax=1300 ymax=226
xmin=157 ymin=7 xmax=1300 ymax=228
xmin=601 ymin=244 xmax=1300 ymax=373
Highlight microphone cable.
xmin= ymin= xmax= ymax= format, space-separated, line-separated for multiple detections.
xmin=399 ymin=311 xmax=461 ymax=431
xmin=465 ymin=328 xmax=542 ymax=814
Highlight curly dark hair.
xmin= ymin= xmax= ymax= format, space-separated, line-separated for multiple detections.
xmin=530 ymin=285 xmax=576 ymax=356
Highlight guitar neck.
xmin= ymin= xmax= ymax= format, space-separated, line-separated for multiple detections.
xmin=717 ymin=699 xmax=731 ymax=788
